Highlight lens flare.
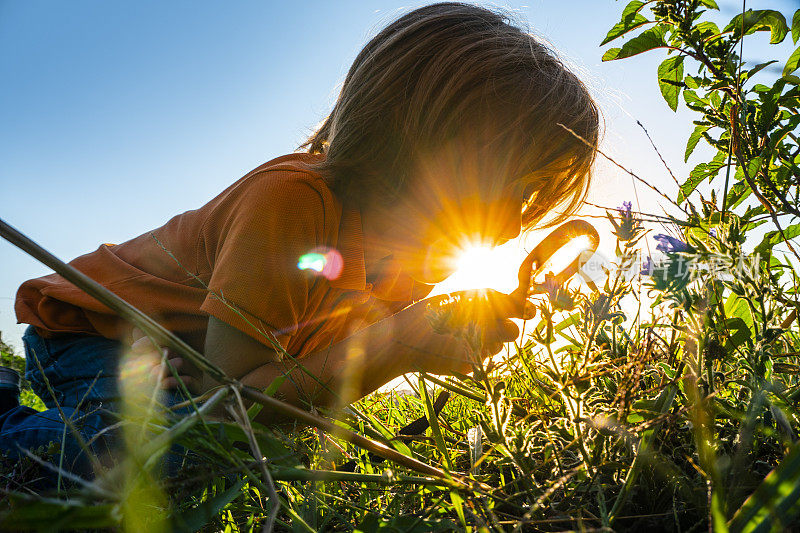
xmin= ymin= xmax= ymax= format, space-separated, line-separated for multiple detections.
xmin=297 ymin=248 xmax=344 ymax=280
xmin=298 ymin=253 xmax=326 ymax=273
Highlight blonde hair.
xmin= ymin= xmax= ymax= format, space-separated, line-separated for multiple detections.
xmin=300 ymin=2 xmax=599 ymax=229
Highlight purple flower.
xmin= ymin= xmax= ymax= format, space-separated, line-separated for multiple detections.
xmin=709 ymin=228 xmax=717 ymax=238
xmin=540 ymin=273 xmax=575 ymax=311
xmin=654 ymin=234 xmax=689 ymax=253
xmin=540 ymin=273 xmax=559 ymax=298
xmin=610 ymin=201 xmax=643 ymax=242
xmin=640 ymin=256 xmax=654 ymax=276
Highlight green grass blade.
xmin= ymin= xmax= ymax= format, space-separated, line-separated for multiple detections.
xmin=172 ymin=478 xmax=247 ymax=532
xmin=729 ymin=443 xmax=800 ymax=532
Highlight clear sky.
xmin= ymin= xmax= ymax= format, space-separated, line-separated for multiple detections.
xmin=1 ymin=0 xmax=796 ymax=351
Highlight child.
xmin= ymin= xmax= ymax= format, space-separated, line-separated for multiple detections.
xmin=1 ymin=2 xmax=598 ymax=481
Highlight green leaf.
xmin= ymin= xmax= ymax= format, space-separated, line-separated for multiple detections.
xmin=685 ymin=75 xmax=701 ymax=89
xmin=554 ymin=312 xmax=581 ymax=335
xmin=723 ymin=317 xmax=752 ymax=352
xmin=602 ymin=13 xmax=650 ymax=46
xmin=678 ymin=171 xmax=705 ymax=204
xmin=699 ymin=0 xmax=719 ymax=9
xmin=247 ymin=374 xmax=287 ymax=420
xmin=679 ymin=151 xmax=727 ymax=202
xmin=685 ymin=124 xmax=711 ymax=161
xmin=449 ymin=491 xmax=467 ymax=529
xmin=350 ymin=405 xmax=415 ymax=458
xmin=742 ymin=60 xmax=778 ymax=83
xmin=683 ymin=89 xmax=708 ymax=110
xmin=172 ymin=479 xmax=247 ymax=532
xmin=793 ymin=9 xmax=800 ymax=44
xmin=753 ymin=223 xmax=800 ymax=255
xmin=602 ymin=47 xmax=623 ymax=61
xmin=601 ymin=1 xmax=648 ymax=46
xmin=695 ymin=21 xmax=722 ymax=40
xmin=602 ymin=26 xmax=667 ymax=61
xmin=726 ymin=180 xmax=752 ymax=210
xmin=418 ymin=376 xmax=453 ymax=471
xmin=728 ymin=442 xmax=800 ymax=532
xmin=724 ymin=9 xmax=789 ymax=44
xmin=745 ymin=156 xmax=763 ymax=181
xmin=784 ymin=46 xmax=800 ymax=76
xmin=658 ymin=55 xmax=685 ymax=111
xmin=725 ymin=294 xmax=754 ymax=333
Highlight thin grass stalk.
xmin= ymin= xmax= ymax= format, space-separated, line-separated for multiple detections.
xmin=229 ymin=386 xmax=279 ymax=532
xmin=268 ymin=468 xmax=461 ymax=486
xmin=97 ymin=386 xmax=230 ymax=491
xmin=16 ymin=447 xmax=115 ymax=500
xmin=608 ymin=383 xmax=678 ymax=524
xmin=26 ymin=346 xmax=104 ymax=482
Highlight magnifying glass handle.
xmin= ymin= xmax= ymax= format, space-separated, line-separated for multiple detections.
xmin=510 ymin=220 xmax=600 ymax=307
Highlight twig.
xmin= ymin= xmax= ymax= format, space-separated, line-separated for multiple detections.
xmin=557 ymin=123 xmax=683 ymax=210
xmin=636 ymin=120 xmax=682 ymax=189
xmin=15 ymin=448 xmax=115 ymax=500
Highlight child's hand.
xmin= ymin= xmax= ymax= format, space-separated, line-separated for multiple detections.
xmin=395 ymin=289 xmax=522 ymax=375
xmin=129 ymin=327 xmax=202 ymax=394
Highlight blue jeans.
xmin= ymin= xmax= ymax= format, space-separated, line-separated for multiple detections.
xmin=0 ymin=326 xmax=189 ymax=486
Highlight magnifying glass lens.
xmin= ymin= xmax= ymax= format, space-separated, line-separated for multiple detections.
xmin=514 ymin=220 xmax=600 ymax=306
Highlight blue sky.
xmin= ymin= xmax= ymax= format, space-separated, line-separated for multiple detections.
xmin=1 ymin=0 xmax=797 ymax=350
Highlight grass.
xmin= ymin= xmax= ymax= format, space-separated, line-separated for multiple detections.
xmin=1 ymin=219 xmax=798 ymax=531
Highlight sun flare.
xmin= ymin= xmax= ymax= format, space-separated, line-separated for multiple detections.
xmin=432 ymin=242 xmax=522 ymax=296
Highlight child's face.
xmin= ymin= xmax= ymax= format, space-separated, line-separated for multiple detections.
xmin=369 ymin=143 xmax=526 ymax=284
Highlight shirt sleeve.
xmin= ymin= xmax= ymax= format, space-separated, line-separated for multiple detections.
xmin=199 ymin=172 xmax=326 ymax=352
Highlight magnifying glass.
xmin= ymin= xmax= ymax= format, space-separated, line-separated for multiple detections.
xmin=509 ymin=219 xmax=600 ymax=312
xmin=426 ymin=220 xmax=600 ymax=330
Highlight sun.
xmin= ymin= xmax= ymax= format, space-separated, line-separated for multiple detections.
xmin=454 ymin=246 xmax=497 ymax=288
xmin=431 ymin=241 xmax=522 ymax=296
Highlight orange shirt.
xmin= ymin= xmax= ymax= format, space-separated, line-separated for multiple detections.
xmin=15 ymin=153 xmax=433 ymax=356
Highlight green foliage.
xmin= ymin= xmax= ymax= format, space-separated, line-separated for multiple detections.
xmin=728 ymin=442 xmax=800 ymax=532
xmin=782 ymin=45 xmax=800 ymax=76
xmin=604 ymin=0 xmax=800 ymax=219
xmin=0 ymin=335 xmax=44 ymax=411
xmin=602 ymin=26 xmax=669 ymax=61
xmin=601 ymin=1 xmax=649 ymax=46
xmin=658 ymin=54 xmax=685 ymax=111
xmin=753 ymin=223 xmax=800 ymax=254
xmin=597 ymin=0 xmax=800 ymax=530
xmin=723 ymin=10 xmax=788 ymax=45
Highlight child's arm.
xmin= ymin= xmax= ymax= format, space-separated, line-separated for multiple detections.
xmin=202 ymin=291 xmax=520 ymax=425
xmin=203 ymin=314 xmax=408 ymax=414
